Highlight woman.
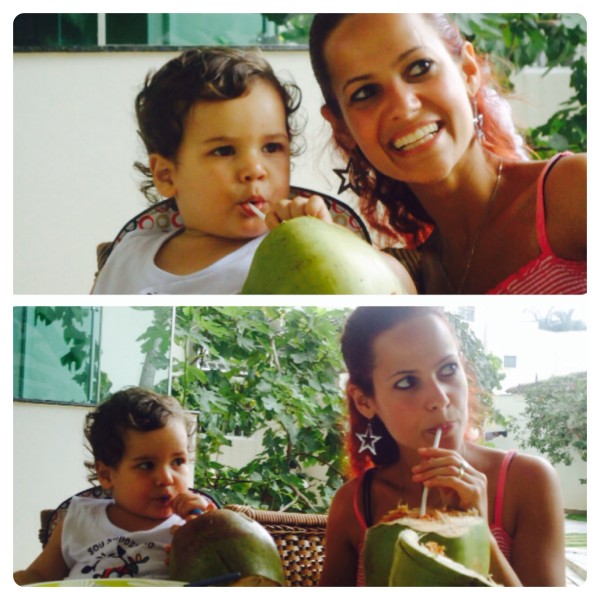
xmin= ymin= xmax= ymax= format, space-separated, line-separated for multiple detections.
xmin=309 ymin=14 xmax=586 ymax=294
xmin=320 ymin=306 xmax=566 ymax=585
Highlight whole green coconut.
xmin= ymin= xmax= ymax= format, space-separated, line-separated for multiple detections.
xmin=168 ymin=509 xmax=285 ymax=586
xmin=241 ymin=217 xmax=407 ymax=295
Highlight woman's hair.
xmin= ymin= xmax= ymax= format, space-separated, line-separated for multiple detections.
xmin=309 ymin=14 xmax=528 ymax=247
xmin=84 ymin=387 xmax=194 ymax=483
xmin=134 ymin=47 xmax=303 ymax=202
xmin=340 ymin=307 xmax=484 ymax=477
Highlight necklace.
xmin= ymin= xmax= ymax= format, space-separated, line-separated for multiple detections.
xmin=439 ymin=159 xmax=503 ymax=293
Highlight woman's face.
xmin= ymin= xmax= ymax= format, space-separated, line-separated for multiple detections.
xmin=356 ymin=314 xmax=469 ymax=453
xmin=322 ymin=14 xmax=480 ymax=185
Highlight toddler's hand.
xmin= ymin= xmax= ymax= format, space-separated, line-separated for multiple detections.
xmin=265 ymin=195 xmax=332 ymax=230
xmin=172 ymin=491 xmax=217 ymax=521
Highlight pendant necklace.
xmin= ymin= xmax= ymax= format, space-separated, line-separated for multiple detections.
xmin=440 ymin=159 xmax=503 ymax=294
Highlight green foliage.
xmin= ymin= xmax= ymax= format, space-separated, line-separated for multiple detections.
xmin=453 ymin=13 xmax=587 ymax=155
xmin=447 ymin=312 xmax=505 ymax=428
xmin=170 ymin=307 xmax=351 ymax=512
xmin=511 ymin=373 xmax=587 ymax=468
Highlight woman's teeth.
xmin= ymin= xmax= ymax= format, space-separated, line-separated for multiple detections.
xmin=392 ymin=123 xmax=439 ymax=151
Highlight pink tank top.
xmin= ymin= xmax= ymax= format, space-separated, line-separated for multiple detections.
xmin=487 ymin=153 xmax=586 ymax=294
xmin=354 ymin=451 xmax=517 ymax=585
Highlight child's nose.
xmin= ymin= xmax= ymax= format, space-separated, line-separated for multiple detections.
xmin=239 ymin=154 xmax=267 ymax=182
xmin=155 ymin=466 xmax=175 ymax=486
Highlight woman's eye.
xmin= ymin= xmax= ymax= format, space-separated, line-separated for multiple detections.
xmin=439 ymin=362 xmax=458 ymax=377
xmin=212 ymin=145 xmax=235 ymax=157
xmin=394 ymin=375 xmax=417 ymax=390
xmin=350 ymin=83 xmax=378 ymax=103
xmin=405 ymin=59 xmax=433 ymax=78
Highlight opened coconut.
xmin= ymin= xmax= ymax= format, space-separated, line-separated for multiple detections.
xmin=168 ymin=509 xmax=285 ymax=586
xmin=363 ymin=506 xmax=498 ymax=587
xmin=241 ymin=217 xmax=407 ymax=295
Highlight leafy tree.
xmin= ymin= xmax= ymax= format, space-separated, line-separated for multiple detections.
xmin=509 ymin=373 xmax=586 ymax=480
xmin=451 ymin=13 xmax=586 ymax=155
xmin=170 ymin=307 xmax=350 ymax=512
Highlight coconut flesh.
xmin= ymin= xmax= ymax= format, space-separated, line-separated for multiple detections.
xmin=363 ymin=507 xmax=498 ymax=586
xmin=168 ymin=509 xmax=285 ymax=586
xmin=241 ymin=216 xmax=408 ymax=295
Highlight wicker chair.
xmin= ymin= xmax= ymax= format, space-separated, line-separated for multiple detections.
xmin=39 ymin=490 xmax=328 ymax=587
xmin=225 ymin=504 xmax=327 ymax=586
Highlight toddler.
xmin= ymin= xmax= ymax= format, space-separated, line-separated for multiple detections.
xmin=92 ymin=47 xmax=303 ymax=294
xmin=14 ymin=387 xmax=213 ymax=584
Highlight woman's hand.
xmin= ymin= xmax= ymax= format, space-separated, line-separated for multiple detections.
xmin=412 ymin=448 xmax=488 ymax=518
xmin=265 ymin=195 xmax=332 ymax=230
xmin=171 ymin=491 xmax=216 ymax=522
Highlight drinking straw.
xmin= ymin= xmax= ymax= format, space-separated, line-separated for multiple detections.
xmin=247 ymin=203 xmax=266 ymax=220
xmin=419 ymin=427 xmax=443 ymax=517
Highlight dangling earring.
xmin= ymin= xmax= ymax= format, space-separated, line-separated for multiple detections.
xmin=472 ymin=99 xmax=485 ymax=142
xmin=333 ymin=156 xmax=359 ymax=195
xmin=356 ymin=420 xmax=382 ymax=455
xmin=333 ymin=145 xmax=367 ymax=196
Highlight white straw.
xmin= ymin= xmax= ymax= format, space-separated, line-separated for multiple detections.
xmin=247 ymin=203 xmax=266 ymax=220
xmin=419 ymin=427 xmax=443 ymax=516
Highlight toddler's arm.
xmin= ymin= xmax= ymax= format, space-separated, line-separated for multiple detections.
xmin=13 ymin=520 xmax=70 ymax=585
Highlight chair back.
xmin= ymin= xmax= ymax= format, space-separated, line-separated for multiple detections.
xmin=96 ymin=186 xmax=370 ymax=273
xmin=39 ymin=486 xmax=219 ymax=548
xmin=225 ymin=504 xmax=327 ymax=587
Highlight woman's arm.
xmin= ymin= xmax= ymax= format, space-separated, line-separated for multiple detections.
xmin=319 ymin=481 xmax=360 ymax=586
xmin=13 ymin=519 xmax=70 ymax=585
xmin=508 ymin=454 xmax=566 ymax=586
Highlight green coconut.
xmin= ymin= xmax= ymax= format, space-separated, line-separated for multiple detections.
xmin=390 ymin=529 xmax=498 ymax=586
xmin=241 ymin=217 xmax=407 ymax=295
xmin=363 ymin=508 xmax=494 ymax=587
xmin=168 ymin=509 xmax=285 ymax=586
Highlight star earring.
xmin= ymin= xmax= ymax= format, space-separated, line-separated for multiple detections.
xmin=356 ymin=420 xmax=382 ymax=455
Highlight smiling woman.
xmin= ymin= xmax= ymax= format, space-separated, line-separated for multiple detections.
xmin=309 ymin=13 xmax=587 ymax=294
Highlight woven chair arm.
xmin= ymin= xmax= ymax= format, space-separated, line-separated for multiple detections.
xmin=225 ymin=504 xmax=327 ymax=527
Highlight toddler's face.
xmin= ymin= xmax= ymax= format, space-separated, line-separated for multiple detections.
xmin=98 ymin=419 xmax=190 ymax=530
xmin=165 ymin=79 xmax=291 ymax=240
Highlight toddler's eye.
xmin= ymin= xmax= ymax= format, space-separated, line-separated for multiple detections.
xmin=405 ymin=59 xmax=433 ymax=79
xmin=136 ymin=461 xmax=154 ymax=471
xmin=263 ymin=142 xmax=285 ymax=154
xmin=212 ymin=145 xmax=235 ymax=157
xmin=173 ymin=457 xmax=187 ymax=467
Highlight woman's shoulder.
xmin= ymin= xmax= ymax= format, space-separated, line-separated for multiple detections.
xmin=543 ymin=152 xmax=587 ymax=258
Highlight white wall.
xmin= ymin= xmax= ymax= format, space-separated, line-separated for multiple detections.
xmin=13 ymin=403 xmax=91 ymax=572
xmin=13 ymin=50 xmax=573 ymax=294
